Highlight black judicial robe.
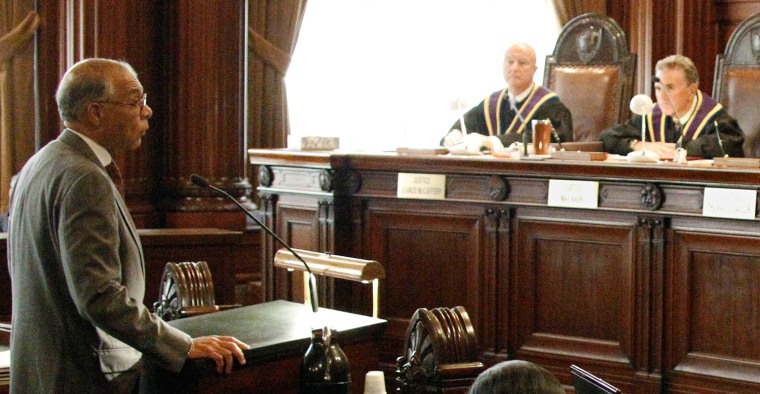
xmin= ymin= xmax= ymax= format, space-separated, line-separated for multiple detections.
xmin=599 ymin=91 xmax=745 ymax=158
xmin=446 ymin=85 xmax=573 ymax=146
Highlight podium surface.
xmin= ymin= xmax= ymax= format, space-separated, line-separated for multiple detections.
xmin=149 ymin=300 xmax=386 ymax=393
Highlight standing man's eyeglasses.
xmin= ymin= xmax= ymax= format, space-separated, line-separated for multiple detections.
xmin=96 ymin=93 xmax=148 ymax=112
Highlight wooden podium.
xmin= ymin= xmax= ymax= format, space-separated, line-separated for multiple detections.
xmin=147 ymin=300 xmax=386 ymax=393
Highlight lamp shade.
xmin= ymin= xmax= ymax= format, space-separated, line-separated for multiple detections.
xmin=273 ymin=248 xmax=385 ymax=282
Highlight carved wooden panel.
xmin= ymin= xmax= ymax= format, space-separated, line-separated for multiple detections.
xmin=159 ymin=0 xmax=251 ymax=228
xmin=511 ymin=208 xmax=642 ymax=392
xmin=667 ymin=228 xmax=760 ymax=392
xmin=273 ymin=194 xmax=323 ymax=303
xmin=363 ymin=199 xmax=498 ymax=367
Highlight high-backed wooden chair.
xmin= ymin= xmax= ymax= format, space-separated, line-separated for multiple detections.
xmin=544 ymin=13 xmax=636 ymax=142
xmin=396 ymin=306 xmax=484 ymax=393
xmin=713 ymin=11 xmax=760 ymax=158
xmin=153 ymin=261 xmax=240 ymax=321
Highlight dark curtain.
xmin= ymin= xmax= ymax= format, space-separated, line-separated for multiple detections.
xmin=0 ymin=9 xmax=39 ymax=212
xmin=551 ymin=0 xmax=607 ymax=26
xmin=248 ymin=0 xmax=308 ymax=149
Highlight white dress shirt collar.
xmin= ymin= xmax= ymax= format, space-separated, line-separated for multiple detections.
xmin=509 ymin=83 xmax=535 ymax=103
xmin=66 ymin=128 xmax=113 ymax=167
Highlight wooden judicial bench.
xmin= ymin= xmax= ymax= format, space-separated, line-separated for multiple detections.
xmin=249 ymin=148 xmax=760 ymax=394
xmin=147 ymin=300 xmax=386 ymax=394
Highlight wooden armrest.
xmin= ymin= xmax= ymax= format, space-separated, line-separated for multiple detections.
xmin=179 ymin=305 xmax=220 ymax=318
xmin=436 ymin=362 xmax=485 ymax=378
xmin=217 ymin=304 xmax=243 ymax=311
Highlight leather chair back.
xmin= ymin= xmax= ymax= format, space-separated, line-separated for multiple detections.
xmin=713 ymin=11 xmax=760 ymax=158
xmin=544 ymin=13 xmax=635 ymax=142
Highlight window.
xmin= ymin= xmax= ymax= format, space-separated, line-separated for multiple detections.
xmin=286 ymin=0 xmax=561 ymax=150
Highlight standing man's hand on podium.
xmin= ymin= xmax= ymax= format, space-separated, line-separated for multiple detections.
xmin=187 ymin=335 xmax=251 ymax=374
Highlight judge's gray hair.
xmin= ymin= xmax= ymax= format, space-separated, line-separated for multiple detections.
xmin=656 ymin=55 xmax=699 ymax=86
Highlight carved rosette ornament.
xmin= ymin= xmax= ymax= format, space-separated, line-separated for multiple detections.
xmin=318 ymin=170 xmax=333 ymax=192
xmin=488 ymin=176 xmax=509 ymax=201
xmin=333 ymin=169 xmax=361 ymax=195
xmin=640 ymin=183 xmax=663 ymax=211
xmin=258 ymin=165 xmax=273 ymax=187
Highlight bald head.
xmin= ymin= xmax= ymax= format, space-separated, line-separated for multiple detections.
xmin=503 ymin=43 xmax=538 ymax=94
xmin=56 ymin=58 xmax=138 ymax=124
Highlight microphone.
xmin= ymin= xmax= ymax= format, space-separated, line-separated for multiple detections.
xmin=189 ymin=174 xmax=319 ymax=313
xmin=714 ymin=120 xmax=728 ymax=158
xmin=509 ymin=96 xmax=529 ymax=156
xmin=627 ymin=94 xmax=659 ymax=163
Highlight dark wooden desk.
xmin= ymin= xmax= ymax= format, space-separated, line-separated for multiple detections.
xmin=149 ymin=300 xmax=386 ymax=393
xmin=249 ymin=149 xmax=760 ymax=394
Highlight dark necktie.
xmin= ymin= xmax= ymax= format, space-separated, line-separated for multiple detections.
xmin=105 ymin=162 xmax=124 ymax=197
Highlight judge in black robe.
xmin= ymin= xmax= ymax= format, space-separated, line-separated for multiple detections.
xmin=599 ymin=54 xmax=744 ymax=159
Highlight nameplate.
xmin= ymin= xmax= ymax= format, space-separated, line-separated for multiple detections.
xmin=397 ymin=173 xmax=446 ymax=200
xmin=703 ymin=187 xmax=756 ymax=220
xmin=287 ymin=135 xmax=340 ymax=150
xmin=547 ymin=179 xmax=599 ymax=209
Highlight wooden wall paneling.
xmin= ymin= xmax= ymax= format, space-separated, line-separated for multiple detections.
xmin=35 ymin=1 xmax=65 ymax=148
xmin=510 ymin=207 xmax=642 ymax=392
xmin=269 ymin=193 xmax=319 ymax=303
xmin=90 ymin=0 xmax=166 ymax=227
xmin=487 ymin=207 xmax=511 ymax=364
xmin=363 ymin=199 xmax=490 ymax=373
xmin=632 ymin=216 xmax=666 ymax=392
xmin=620 ymin=0 xmax=725 ymax=96
xmin=162 ymin=0 xmax=251 ymax=230
xmin=682 ymin=0 xmax=720 ymax=95
xmin=717 ymin=0 xmax=760 ymax=48
xmin=666 ymin=222 xmax=760 ymax=393
xmin=260 ymin=192 xmax=278 ymax=301
xmin=139 ymin=228 xmax=241 ymax=308
xmin=624 ymin=0 xmax=655 ymax=96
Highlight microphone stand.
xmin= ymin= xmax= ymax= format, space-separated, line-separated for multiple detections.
xmin=552 ymin=130 xmax=565 ymax=151
xmin=189 ymin=174 xmax=319 ymax=314
xmin=714 ymin=120 xmax=728 ymax=158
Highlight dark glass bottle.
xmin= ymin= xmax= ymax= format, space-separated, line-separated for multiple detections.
xmin=300 ymin=327 xmax=351 ymax=394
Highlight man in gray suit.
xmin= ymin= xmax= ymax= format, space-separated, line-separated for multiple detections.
xmin=8 ymin=58 xmax=249 ymax=393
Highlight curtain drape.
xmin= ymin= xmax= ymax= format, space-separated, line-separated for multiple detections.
xmin=551 ymin=0 xmax=607 ymax=26
xmin=0 ymin=10 xmax=39 ymax=213
xmin=248 ymin=0 xmax=308 ymax=149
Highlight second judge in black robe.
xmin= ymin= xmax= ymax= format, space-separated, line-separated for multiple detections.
xmin=599 ymin=54 xmax=744 ymax=158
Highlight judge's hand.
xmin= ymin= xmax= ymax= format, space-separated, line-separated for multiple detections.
xmin=631 ymin=141 xmax=677 ymax=157
xmin=187 ymin=335 xmax=251 ymax=374
xmin=443 ymin=129 xmax=464 ymax=147
xmin=464 ymin=133 xmax=490 ymax=152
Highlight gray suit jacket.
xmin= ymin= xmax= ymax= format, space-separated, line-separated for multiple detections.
xmin=8 ymin=130 xmax=191 ymax=393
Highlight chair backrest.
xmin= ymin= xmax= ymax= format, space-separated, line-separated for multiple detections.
xmin=571 ymin=364 xmax=621 ymax=394
xmin=396 ymin=306 xmax=484 ymax=393
xmin=544 ymin=13 xmax=636 ymax=142
xmin=154 ymin=261 xmax=218 ymax=321
xmin=713 ymin=11 xmax=760 ymax=158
